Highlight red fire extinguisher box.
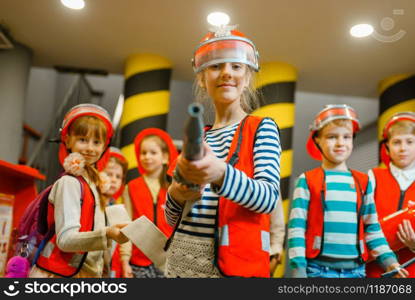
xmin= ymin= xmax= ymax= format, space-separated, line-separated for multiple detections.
xmin=0 ymin=159 xmax=44 ymax=275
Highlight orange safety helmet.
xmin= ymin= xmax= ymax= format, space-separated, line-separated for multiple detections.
xmin=107 ymin=146 xmax=128 ymax=199
xmin=306 ymin=104 xmax=360 ymax=161
xmin=108 ymin=146 xmax=127 ymax=166
xmin=134 ymin=127 xmax=178 ymax=175
xmin=192 ymin=25 xmax=259 ymax=73
xmin=380 ymin=111 xmax=415 ymax=165
xmin=59 ymin=103 xmax=114 ymax=171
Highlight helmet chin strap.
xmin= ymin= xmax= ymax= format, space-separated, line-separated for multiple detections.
xmin=312 ymin=136 xmax=339 ymax=166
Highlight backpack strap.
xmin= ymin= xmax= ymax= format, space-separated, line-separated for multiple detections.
xmin=33 ymin=174 xmax=85 ymax=265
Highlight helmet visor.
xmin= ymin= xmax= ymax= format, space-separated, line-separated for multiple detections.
xmin=311 ymin=105 xmax=360 ymax=132
xmin=193 ymin=38 xmax=258 ymax=73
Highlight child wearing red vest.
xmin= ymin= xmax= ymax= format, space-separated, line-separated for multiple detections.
xmin=29 ymin=104 xmax=129 ymax=278
xmin=366 ymin=112 xmax=415 ymax=277
xmin=123 ymin=128 xmax=178 ymax=278
xmin=288 ymin=104 xmax=406 ymax=278
xmin=101 ymin=147 xmax=133 ymax=278
xmin=164 ymin=26 xmax=281 ymax=278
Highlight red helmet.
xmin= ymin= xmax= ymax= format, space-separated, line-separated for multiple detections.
xmin=108 ymin=146 xmax=127 ymax=165
xmin=306 ymin=104 xmax=360 ymax=161
xmin=59 ymin=103 xmax=114 ymax=170
xmin=380 ymin=111 xmax=415 ymax=165
xmin=192 ymin=25 xmax=259 ymax=73
xmin=134 ymin=128 xmax=178 ymax=175
xmin=107 ymin=147 xmax=128 ymax=199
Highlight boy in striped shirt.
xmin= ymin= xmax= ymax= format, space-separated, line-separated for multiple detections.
xmin=288 ymin=104 xmax=407 ymax=278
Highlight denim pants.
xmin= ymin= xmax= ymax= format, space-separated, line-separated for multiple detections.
xmin=306 ymin=262 xmax=366 ymax=278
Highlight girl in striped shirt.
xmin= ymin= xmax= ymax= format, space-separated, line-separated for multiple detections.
xmin=164 ymin=26 xmax=281 ymax=278
xmin=288 ymin=104 xmax=407 ymax=278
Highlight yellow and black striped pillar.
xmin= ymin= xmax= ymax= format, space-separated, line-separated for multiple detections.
xmin=378 ymin=74 xmax=415 ymax=164
xmin=252 ymin=61 xmax=297 ymax=278
xmin=121 ymin=54 xmax=172 ymax=182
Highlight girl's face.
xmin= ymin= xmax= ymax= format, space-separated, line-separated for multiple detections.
xmin=315 ymin=122 xmax=353 ymax=166
xmin=139 ymin=138 xmax=168 ymax=175
xmin=103 ymin=160 xmax=123 ymax=197
xmin=66 ymin=133 xmax=105 ymax=165
xmin=200 ymin=62 xmax=250 ymax=105
xmin=387 ymin=133 xmax=415 ymax=169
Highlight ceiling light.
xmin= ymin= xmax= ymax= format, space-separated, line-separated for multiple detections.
xmin=350 ymin=24 xmax=374 ymax=38
xmin=207 ymin=12 xmax=230 ymax=26
xmin=61 ymin=0 xmax=85 ymax=10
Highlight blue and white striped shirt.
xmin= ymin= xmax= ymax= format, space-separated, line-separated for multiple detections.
xmin=288 ymin=169 xmax=397 ymax=277
xmin=165 ymin=118 xmax=281 ymax=239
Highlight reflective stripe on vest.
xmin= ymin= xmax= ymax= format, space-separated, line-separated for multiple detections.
xmin=128 ymin=176 xmax=173 ymax=266
xmin=366 ymin=168 xmax=415 ymax=278
xmin=215 ymin=115 xmax=272 ymax=278
xmin=304 ymin=167 xmax=369 ymax=261
xmin=35 ymin=176 xmax=95 ymax=278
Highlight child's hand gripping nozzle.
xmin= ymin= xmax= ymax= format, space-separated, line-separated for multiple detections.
xmin=173 ymin=103 xmax=204 ymax=191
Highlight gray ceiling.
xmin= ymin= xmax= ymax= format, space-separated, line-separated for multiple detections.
xmin=1 ymin=0 xmax=414 ymax=97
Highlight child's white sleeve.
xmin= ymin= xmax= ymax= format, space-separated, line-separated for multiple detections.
xmin=270 ymin=194 xmax=285 ymax=256
xmin=50 ymin=176 xmax=108 ymax=252
xmin=368 ymin=169 xmax=376 ymax=193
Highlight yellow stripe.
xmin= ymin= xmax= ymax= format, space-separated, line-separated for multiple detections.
xmin=280 ymin=150 xmax=293 ymax=178
xmin=120 ymin=91 xmax=170 ymax=128
xmin=121 ymin=144 xmax=138 ymax=169
xmin=378 ymin=74 xmax=414 ymax=96
xmin=124 ymin=54 xmax=172 ymax=79
xmin=377 ymin=99 xmax=415 ymax=140
xmin=252 ymin=103 xmax=295 ymax=129
xmin=255 ymin=62 xmax=297 ymax=89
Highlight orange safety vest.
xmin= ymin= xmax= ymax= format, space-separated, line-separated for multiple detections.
xmin=214 ymin=115 xmax=272 ymax=277
xmin=36 ymin=176 xmax=95 ymax=278
xmin=366 ymin=167 xmax=415 ymax=278
xmin=304 ymin=167 xmax=369 ymax=261
xmin=128 ymin=176 xmax=173 ymax=266
xmin=110 ymin=244 xmax=122 ymax=278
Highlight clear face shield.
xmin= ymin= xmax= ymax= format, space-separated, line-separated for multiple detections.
xmin=192 ymin=35 xmax=259 ymax=73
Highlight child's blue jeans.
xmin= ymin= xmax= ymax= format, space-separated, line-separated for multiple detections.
xmin=306 ymin=262 xmax=366 ymax=278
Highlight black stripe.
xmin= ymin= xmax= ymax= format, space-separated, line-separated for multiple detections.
xmin=120 ymin=114 xmax=167 ymax=148
xmin=258 ymin=81 xmax=296 ymax=105
xmin=280 ymin=176 xmax=290 ymax=200
xmin=126 ymin=168 xmax=140 ymax=183
xmin=181 ymin=221 xmax=216 ymax=228
xmin=379 ymin=75 xmax=415 ymax=115
xmin=176 ymin=228 xmax=214 ymax=238
xmin=280 ymin=127 xmax=293 ymax=151
xmin=124 ymin=68 xmax=172 ymax=99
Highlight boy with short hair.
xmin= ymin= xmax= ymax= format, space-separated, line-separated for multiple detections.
xmin=288 ymin=104 xmax=407 ymax=278
xmin=366 ymin=112 xmax=415 ymax=277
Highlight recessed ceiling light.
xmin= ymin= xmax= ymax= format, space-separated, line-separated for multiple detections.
xmin=350 ymin=24 xmax=374 ymax=38
xmin=61 ymin=0 xmax=85 ymax=10
xmin=207 ymin=12 xmax=230 ymax=26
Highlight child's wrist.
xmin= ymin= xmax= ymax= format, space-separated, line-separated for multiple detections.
xmin=212 ymin=162 xmax=226 ymax=187
xmin=105 ymin=227 xmax=111 ymax=238
xmin=167 ymin=187 xmax=186 ymax=207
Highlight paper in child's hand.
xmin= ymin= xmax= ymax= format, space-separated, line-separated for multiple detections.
xmin=120 ymin=216 xmax=168 ymax=272
xmin=105 ymin=204 xmax=131 ymax=226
